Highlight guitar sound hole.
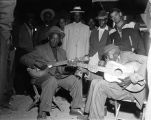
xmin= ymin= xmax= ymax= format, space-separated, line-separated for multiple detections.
xmin=114 ymin=68 xmax=123 ymax=75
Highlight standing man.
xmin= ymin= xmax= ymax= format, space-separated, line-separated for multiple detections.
xmin=21 ymin=26 xmax=83 ymax=120
xmin=18 ymin=13 xmax=36 ymax=52
xmin=109 ymin=8 xmax=146 ymax=55
xmin=62 ymin=6 xmax=90 ymax=60
xmin=89 ymin=10 xmax=111 ymax=66
xmin=81 ymin=10 xmax=111 ymax=116
xmin=14 ymin=13 xmax=36 ymax=95
xmin=87 ymin=18 xmax=96 ymax=32
xmin=34 ymin=9 xmax=55 ymax=45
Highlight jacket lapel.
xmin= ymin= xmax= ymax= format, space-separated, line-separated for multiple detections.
xmin=99 ymin=30 xmax=108 ymax=44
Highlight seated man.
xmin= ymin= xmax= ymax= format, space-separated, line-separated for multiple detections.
xmin=81 ymin=44 xmax=147 ymax=120
xmin=20 ymin=26 xmax=83 ymax=120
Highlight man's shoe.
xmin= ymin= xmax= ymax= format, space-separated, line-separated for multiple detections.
xmin=77 ymin=115 xmax=89 ymax=120
xmin=70 ymin=108 xmax=84 ymax=116
xmin=37 ymin=111 xmax=47 ymax=120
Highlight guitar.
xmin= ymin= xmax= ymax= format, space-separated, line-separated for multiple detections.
xmin=27 ymin=60 xmax=69 ymax=78
xmin=27 ymin=57 xmax=88 ymax=78
xmin=74 ymin=61 xmax=146 ymax=92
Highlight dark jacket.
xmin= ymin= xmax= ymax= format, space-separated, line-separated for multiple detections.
xmin=89 ymin=27 xmax=111 ymax=60
xmin=109 ymin=22 xmax=146 ymax=55
xmin=21 ymin=43 xmax=69 ymax=82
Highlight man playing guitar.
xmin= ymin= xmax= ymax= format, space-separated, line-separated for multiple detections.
xmin=79 ymin=44 xmax=147 ymax=120
xmin=21 ymin=26 xmax=84 ymax=120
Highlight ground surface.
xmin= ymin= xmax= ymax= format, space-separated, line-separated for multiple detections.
xmin=0 ymin=95 xmax=140 ymax=120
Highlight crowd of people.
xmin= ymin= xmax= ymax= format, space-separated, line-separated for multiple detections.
xmin=12 ymin=4 xmax=150 ymax=120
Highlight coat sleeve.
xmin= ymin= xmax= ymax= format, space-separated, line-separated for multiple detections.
xmin=62 ymin=26 xmax=68 ymax=51
xmin=85 ymin=28 xmax=90 ymax=55
xmin=89 ymin=31 xmax=96 ymax=57
xmin=20 ymin=47 xmax=47 ymax=68
xmin=126 ymin=52 xmax=147 ymax=79
xmin=106 ymin=33 xmax=112 ymax=45
xmin=134 ymin=30 xmax=146 ymax=55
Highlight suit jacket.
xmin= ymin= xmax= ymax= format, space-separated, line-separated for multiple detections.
xmin=18 ymin=23 xmax=34 ymax=52
xmin=118 ymin=51 xmax=147 ymax=109
xmin=89 ymin=27 xmax=111 ymax=59
xmin=21 ymin=43 xmax=68 ymax=81
xmin=63 ymin=22 xmax=90 ymax=59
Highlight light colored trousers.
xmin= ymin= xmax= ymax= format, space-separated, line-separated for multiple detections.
xmin=85 ymin=79 xmax=134 ymax=120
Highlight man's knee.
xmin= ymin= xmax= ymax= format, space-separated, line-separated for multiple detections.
xmin=70 ymin=75 xmax=82 ymax=90
xmin=41 ymin=76 xmax=57 ymax=88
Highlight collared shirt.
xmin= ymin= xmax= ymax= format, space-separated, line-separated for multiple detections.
xmin=98 ymin=26 xmax=108 ymax=41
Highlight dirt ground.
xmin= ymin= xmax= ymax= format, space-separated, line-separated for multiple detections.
xmin=0 ymin=95 xmax=140 ymax=120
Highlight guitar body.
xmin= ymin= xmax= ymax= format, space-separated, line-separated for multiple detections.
xmin=27 ymin=60 xmax=68 ymax=78
xmin=104 ymin=61 xmax=145 ymax=92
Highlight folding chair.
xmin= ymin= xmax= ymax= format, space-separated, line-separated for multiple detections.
xmin=26 ymin=84 xmax=64 ymax=112
xmin=114 ymin=99 xmax=146 ymax=120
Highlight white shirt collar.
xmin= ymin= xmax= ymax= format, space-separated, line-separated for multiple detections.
xmin=98 ymin=26 xmax=108 ymax=31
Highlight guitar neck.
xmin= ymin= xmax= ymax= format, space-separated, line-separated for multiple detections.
xmin=76 ymin=63 xmax=111 ymax=73
xmin=47 ymin=60 xmax=68 ymax=68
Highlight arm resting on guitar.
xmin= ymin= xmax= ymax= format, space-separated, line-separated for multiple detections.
xmin=20 ymin=49 xmax=44 ymax=68
xmin=20 ymin=47 xmax=55 ymax=69
xmin=126 ymin=52 xmax=147 ymax=82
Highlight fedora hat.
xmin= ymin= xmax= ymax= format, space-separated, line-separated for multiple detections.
xmin=40 ymin=8 xmax=55 ymax=21
xmin=70 ymin=6 xmax=85 ymax=13
xmin=96 ymin=10 xmax=108 ymax=19
xmin=43 ymin=26 xmax=65 ymax=40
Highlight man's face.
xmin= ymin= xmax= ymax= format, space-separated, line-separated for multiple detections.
xmin=74 ymin=12 xmax=81 ymax=23
xmin=49 ymin=33 xmax=60 ymax=48
xmin=88 ymin=18 xmax=95 ymax=30
xmin=110 ymin=11 xmax=122 ymax=24
xmin=43 ymin=12 xmax=52 ymax=23
xmin=59 ymin=18 xmax=66 ymax=30
xmin=106 ymin=48 xmax=120 ymax=61
xmin=98 ymin=18 xmax=107 ymax=28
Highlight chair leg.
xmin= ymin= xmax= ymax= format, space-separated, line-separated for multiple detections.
xmin=27 ymin=85 xmax=64 ymax=112
xmin=26 ymin=85 xmax=40 ymax=111
xmin=141 ymin=102 xmax=147 ymax=120
xmin=52 ymin=96 xmax=64 ymax=112
xmin=115 ymin=100 xmax=121 ymax=120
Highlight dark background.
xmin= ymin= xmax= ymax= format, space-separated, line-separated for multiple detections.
xmin=14 ymin=0 xmax=148 ymax=23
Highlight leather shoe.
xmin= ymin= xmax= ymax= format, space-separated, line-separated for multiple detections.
xmin=37 ymin=111 xmax=47 ymax=120
xmin=70 ymin=108 xmax=84 ymax=116
xmin=77 ymin=115 xmax=89 ymax=120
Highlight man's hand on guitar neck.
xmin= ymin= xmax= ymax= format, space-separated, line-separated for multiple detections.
xmin=34 ymin=62 xmax=48 ymax=70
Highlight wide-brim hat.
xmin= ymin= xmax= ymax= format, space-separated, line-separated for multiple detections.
xmin=96 ymin=10 xmax=108 ymax=19
xmin=103 ymin=44 xmax=119 ymax=55
xmin=70 ymin=6 xmax=85 ymax=13
xmin=44 ymin=26 xmax=65 ymax=40
xmin=40 ymin=8 xmax=55 ymax=21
